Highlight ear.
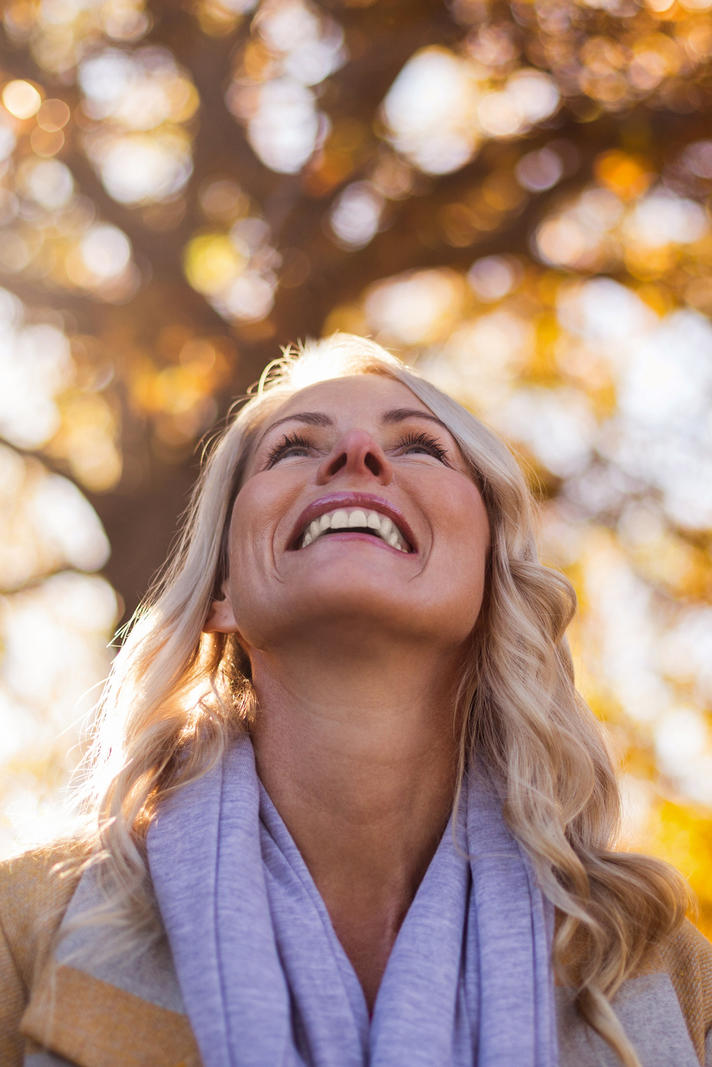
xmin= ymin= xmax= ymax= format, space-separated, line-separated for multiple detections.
xmin=203 ymin=585 xmax=239 ymax=634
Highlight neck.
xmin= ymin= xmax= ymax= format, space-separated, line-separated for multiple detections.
xmin=249 ymin=635 xmax=463 ymax=931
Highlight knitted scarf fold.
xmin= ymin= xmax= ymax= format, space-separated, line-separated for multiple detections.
xmin=147 ymin=735 xmax=559 ymax=1067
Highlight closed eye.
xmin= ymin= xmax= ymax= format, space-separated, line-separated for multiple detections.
xmin=265 ymin=427 xmax=451 ymax=468
xmin=265 ymin=432 xmax=315 ymax=467
xmin=395 ymin=430 xmax=450 ymax=463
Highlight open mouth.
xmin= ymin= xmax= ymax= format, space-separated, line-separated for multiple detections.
xmin=294 ymin=506 xmax=412 ymax=553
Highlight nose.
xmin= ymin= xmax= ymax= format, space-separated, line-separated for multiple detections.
xmin=316 ymin=428 xmax=393 ymax=485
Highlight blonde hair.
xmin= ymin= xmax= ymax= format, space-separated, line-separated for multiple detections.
xmin=75 ymin=333 xmax=686 ymax=1066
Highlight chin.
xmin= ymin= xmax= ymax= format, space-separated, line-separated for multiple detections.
xmin=247 ymin=588 xmax=479 ymax=653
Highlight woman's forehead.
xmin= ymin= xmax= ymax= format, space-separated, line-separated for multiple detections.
xmin=264 ymin=373 xmax=428 ymax=422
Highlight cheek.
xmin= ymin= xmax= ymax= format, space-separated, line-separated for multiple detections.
xmin=224 ymin=475 xmax=302 ymax=627
xmin=445 ymin=486 xmax=490 ymax=559
xmin=442 ymin=489 xmax=490 ymax=610
xmin=229 ymin=480 xmax=284 ymax=564
xmin=223 ymin=493 xmax=276 ymax=649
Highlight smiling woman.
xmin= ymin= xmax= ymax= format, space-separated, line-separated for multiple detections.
xmin=206 ymin=374 xmax=490 ymax=663
xmin=1 ymin=333 xmax=711 ymax=1067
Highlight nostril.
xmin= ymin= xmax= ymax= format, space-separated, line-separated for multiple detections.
xmin=316 ymin=431 xmax=391 ymax=485
xmin=328 ymin=452 xmax=347 ymax=476
xmin=364 ymin=453 xmax=381 ymax=476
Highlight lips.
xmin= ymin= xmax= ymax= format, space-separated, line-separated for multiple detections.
xmin=289 ymin=492 xmax=416 ymax=553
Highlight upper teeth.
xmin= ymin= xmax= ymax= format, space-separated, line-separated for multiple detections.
xmin=300 ymin=508 xmax=409 ymax=552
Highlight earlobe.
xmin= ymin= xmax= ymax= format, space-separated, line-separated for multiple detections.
xmin=203 ymin=590 xmax=239 ymax=634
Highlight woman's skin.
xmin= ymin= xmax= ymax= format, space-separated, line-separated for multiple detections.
xmin=206 ymin=374 xmax=490 ymax=1009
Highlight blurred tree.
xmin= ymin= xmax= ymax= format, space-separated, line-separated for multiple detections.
xmin=1 ymin=0 xmax=711 ymax=927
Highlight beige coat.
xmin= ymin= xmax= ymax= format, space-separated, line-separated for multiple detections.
xmin=2 ymin=843 xmax=712 ymax=1067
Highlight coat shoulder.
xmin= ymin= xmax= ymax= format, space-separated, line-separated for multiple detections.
xmin=656 ymin=918 xmax=712 ymax=1063
xmin=0 ymin=840 xmax=89 ymax=982
xmin=0 ymin=840 xmax=90 ymax=1067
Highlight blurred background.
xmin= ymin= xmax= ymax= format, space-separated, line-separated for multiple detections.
xmin=1 ymin=0 xmax=711 ymax=929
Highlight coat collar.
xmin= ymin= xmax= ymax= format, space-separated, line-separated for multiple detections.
xmin=20 ymin=860 xmax=202 ymax=1066
xmin=22 ymin=961 xmax=201 ymax=1067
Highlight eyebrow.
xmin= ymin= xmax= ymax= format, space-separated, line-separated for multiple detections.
xmin=260 ymin=407 xmax=450 ymax=442
xmin=382 ymin=408 xmax=449 ymax=430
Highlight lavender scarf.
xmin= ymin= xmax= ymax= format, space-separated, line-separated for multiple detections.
xmin=147 ymin=735 xmax=558 ymax=1067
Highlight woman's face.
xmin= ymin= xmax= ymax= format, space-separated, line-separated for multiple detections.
xmin=207 ymin=374 xmax=490 ymax=658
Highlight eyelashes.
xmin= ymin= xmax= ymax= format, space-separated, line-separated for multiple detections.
xmin=265 ymin=432 xmax=313 ymax=468
xmin=396 ymin=430 xmax=449 ymax=462
xmin=265 ymin=428 xmax=450 ymax=468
